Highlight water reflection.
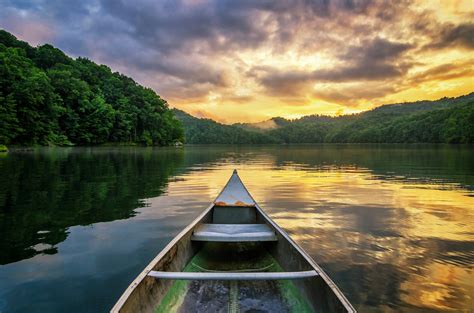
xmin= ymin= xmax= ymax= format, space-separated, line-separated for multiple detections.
xmin=0 ymin=147 xmax=185 ymax=264
xmin=234 ymin=162 xmax=473 ymax=312
xmin=0 ymin=145 xmax=472 ymax=312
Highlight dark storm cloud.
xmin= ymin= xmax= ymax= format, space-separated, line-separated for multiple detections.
xmin=99 ymin=0 xmax=271 ymax=53
xmin=83 ymin=0 xmax=295 ymax=91
xmin=407 ymin=60 xmax=474 ymax=85
xmin=424 ymin=23 xmax=474 ymax=50
xmin=316 ymin=38 xmax=414 ymax=81
xmin=340 ymin=37 xmax=413 ymax=62
xmin=312 ymin=85 xmax=397 ymax=106
xmin=256 ymin=37 xmax=414 ymax=96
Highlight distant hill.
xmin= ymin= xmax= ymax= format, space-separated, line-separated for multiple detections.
xmin=0 ymin=29 xmax=183 ymax=146
xmin=176 ymin=93 xmax=474 ymax=144
xmin=172 ymin=109 xmax=278 ymax=144
xmin=368 ymin=93 xmax=474 ymax=114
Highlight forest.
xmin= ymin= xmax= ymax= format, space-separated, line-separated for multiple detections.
xmin=176 ymin=93 xmax=474 ymax=144
xmin=0 ymin=30 xmax=183 ymax=146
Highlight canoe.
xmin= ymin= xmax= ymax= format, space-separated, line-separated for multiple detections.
xmin=111 ymin=170 xmax=356 ymax=313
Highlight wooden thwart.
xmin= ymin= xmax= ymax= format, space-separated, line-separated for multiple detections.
xmin=191 ymin=223 xmax=278 ymax=242
xmin=148 ymin=270 xmax=318 ymax=280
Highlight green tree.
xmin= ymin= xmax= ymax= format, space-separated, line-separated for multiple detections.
xmin=0 ymin=94 xmax=20 ymax=143
xmin=33 ymin=44 xmax=71 ymax=69
xmin=0 ymin=45 xmax=62 ymax=144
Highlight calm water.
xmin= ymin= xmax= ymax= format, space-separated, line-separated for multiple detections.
xmin=0 ymin=145 xmax=473 ymax=313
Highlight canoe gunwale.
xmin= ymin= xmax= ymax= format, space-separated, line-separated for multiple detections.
xmin=110 ymin=202 xmax=214 ymax=313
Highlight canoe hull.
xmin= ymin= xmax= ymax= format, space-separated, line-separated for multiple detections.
xmin=111 ymin=171 xmax=355 ymax=313
xmin=111 ymin=205 xmax=214 ymax=313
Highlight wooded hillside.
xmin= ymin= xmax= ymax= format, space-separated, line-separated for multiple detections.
xmin=0 ymin=30 xmax=183 ymax=146
xmin=176 ymin=93 xmax=474 ymax=144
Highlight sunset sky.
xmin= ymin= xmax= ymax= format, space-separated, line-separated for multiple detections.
xmin=1 ymin=0 xmax=473 ymax=123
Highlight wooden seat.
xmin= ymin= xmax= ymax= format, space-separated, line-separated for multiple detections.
xmin=191 ymin=223 xmax=278 ymax=242
xmin=148 ymin=270 xmax=318 ymax=280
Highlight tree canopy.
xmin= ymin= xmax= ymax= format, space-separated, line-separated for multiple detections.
xmin=0 ymin=30 xmax=183 ymax=146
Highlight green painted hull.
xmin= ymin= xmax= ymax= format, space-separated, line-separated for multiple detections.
xmin=156 ymin=242 xmax=313 ymax=313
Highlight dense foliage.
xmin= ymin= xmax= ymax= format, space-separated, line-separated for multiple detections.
xmin=176 ymin=94 xmax=474 ymax=144
xmin=0 ymin=30 xmax=183 ymax=146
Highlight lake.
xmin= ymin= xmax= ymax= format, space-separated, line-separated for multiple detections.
xmin=0 ymin=145 xmax=473 ymax=312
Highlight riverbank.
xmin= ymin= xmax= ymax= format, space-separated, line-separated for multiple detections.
xmin=3 ymin=141 xmax=184 ymax=150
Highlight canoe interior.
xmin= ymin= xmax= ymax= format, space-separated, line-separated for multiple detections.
xmin=115 ymin=204 xmax=352 ymax=313
xmin=155 ymin=242 xmax=313 ymax=313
